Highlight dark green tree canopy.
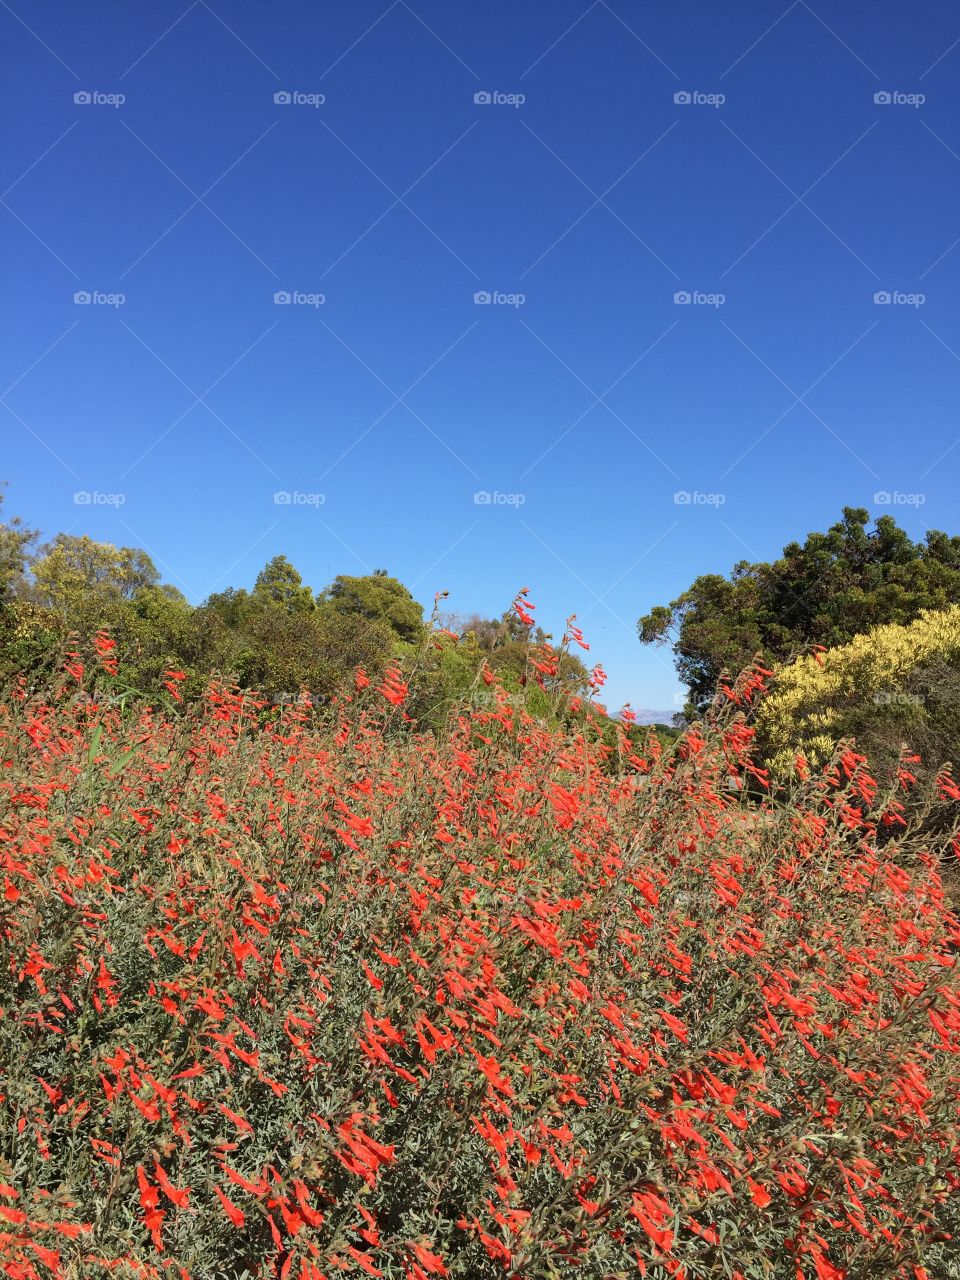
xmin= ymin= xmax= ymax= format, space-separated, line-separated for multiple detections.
xmin=253 ymin=555 xmax=314 ymax=613
xmin=640 ymin=508 xmax=960 ymax=711
xmin=319 ymin=572 xmax=425 ymax=644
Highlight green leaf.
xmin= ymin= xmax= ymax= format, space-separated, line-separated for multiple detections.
xmin=110 ymin=746 xmax=138 ymax=774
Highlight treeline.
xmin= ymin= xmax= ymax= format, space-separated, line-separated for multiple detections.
xmin=15 ymin=493 xmax=959 ymax=786
xmin=0 ymin=489 xmax=617 ymax=736
xmin=640 ymin=506 xmax=960 ymax=715
xmin=640 ymin=507 xmax=960 ymax=820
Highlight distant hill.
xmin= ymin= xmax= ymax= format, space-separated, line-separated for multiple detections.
xmin=626 ymin=709 xmax=677 ymax=725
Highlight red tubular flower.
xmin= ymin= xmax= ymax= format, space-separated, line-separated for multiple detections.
xmin=153 ymin=1161 xmax=190 ymax=1208
xmin=164 ymin=670 xmax=186 ymax=701
xmin=213 ymin=1184 xmax=244 ymax=1228
xmin=407 ymin=1242 xmax=449 ymax=1275
xmin=136 ymin=1165 xmax=166 ymax=1250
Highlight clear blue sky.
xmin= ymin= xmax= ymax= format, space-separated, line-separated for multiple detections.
xmin=3 ymin=1 xmax=959 ymax=711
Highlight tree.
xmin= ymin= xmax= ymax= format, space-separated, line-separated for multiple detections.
xmin=252 ymin=555 xmax=314 ymax=613
xmin=450 ymin=610 xmax=591 ymax=704
xmin=458 ymin=610 xmax=548 ymax=651
xmin=2 ymin=529 xmax=193 ymax=692
xmin=639 ymin=508 xmax=960 ymax=712
xmin=319 ymin=571 xmax=424 ymax=644
xmin=0 ymin=486 xmax=37 ymax=600
xmin=193 ymin=595 xmax=394 ymax=701
xmin=120 ymin=583 xmax=196 ymax=682
xmin=29 ymin=534 xmax=160 ymax=616
xmin=200 ymin=587 xmax=252 ymax=631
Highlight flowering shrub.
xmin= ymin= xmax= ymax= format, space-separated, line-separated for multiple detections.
xmin=1 ymin=617 xmax=959 ymax=1279
xmin=756 ymin=605 xmax=960 ymax=770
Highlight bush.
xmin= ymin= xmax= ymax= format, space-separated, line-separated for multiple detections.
xmin=756 ymin=604 xmax=960 ymax=779
xmin=640 ymin=508 xmax=960 ymax=715
xmin=1 ymin=648 xmax=959 ymax=1279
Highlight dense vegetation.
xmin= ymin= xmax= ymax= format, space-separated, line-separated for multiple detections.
xmin=0 ymin=490 xmax=615 ymax=738
xmin=1 ymin=610 xmax=959 ymax=1279
xmin=757 ymin=604 xmax=960 ymax=775
xmin=639 ymin=508 xmax=960 ymax=716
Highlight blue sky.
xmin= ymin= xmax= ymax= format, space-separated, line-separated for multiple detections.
xmin=2 ymin=0 xmax=959 ymax=711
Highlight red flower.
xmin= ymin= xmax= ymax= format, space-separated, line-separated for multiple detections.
xmin=213 ymin=1184 xmax=244 ymax=1228
xmin=408 ymin=1242 xmax=448 ymax=1276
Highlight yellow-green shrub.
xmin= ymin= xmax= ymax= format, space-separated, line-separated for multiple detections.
xmin=757 ymin=604 xmax=960 ymax=770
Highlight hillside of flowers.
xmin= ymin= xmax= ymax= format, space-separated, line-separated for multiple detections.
xmin=2 ymin=603 xmax=960 ymax=1280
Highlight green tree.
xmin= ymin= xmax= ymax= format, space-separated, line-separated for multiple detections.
xmin=1 ymin=526 xmax=195 ymax=693
xmin=29 ymin=534 xmax=160 ymax=617
xmin=319 ymin=571 xmax=425 ymax=645
xmin=0 ymin=486 xmax=37 ymax=600
xmin=194 ymin=582 xmax=395 ymax=703
xmin=640 ymin=508 xmax=960 ymax=712
xmin=200 ymin=587 xmax=252 ymax=630
xmin=116 ymin=582 xmax=197 ymax=687
xmin=252 ymin=555 xmax=314 ymax=612
xmin=452 ymin=610 xmax=591 ymax=704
